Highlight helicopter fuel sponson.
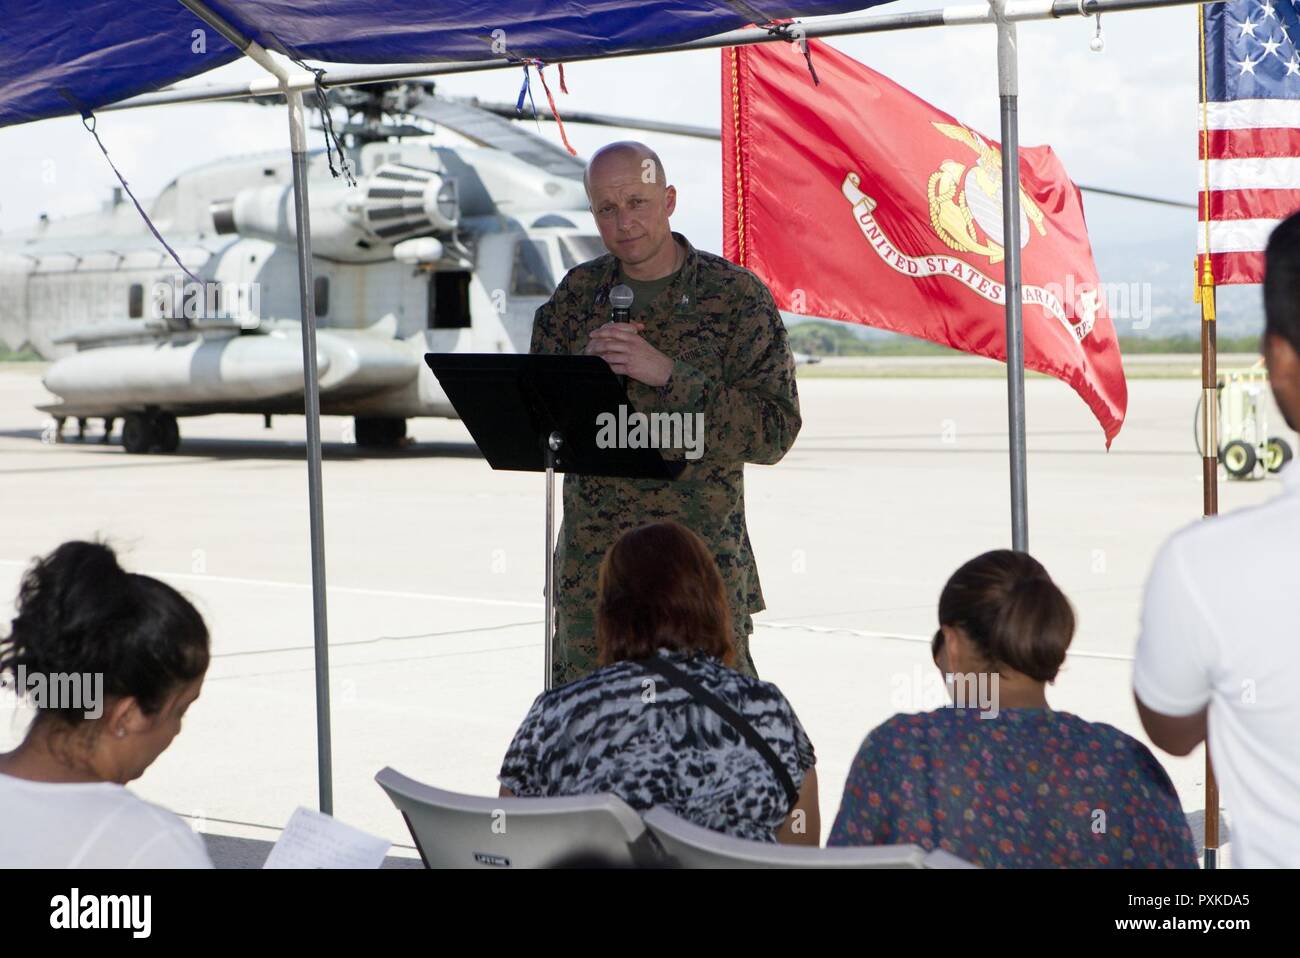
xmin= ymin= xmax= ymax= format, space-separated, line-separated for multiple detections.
xmin=0 ymin=84 xmax=609 ymax=452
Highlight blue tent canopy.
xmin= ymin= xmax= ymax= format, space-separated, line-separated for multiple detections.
xmin=0 ymin=1 xmax=885 ymax=129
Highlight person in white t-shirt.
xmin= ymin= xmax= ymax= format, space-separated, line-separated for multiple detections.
xmin=1134 ymin=211 xmax=1300 ymax=868
xmin=0 ymin=540 xmax=212 ymax=868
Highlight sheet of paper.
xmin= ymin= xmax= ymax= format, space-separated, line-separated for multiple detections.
xmin=263 ymin=806 xmax=391 ymax=869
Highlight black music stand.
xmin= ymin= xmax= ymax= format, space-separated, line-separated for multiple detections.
xmin=424 ymin=353 xmax=685 ymax=688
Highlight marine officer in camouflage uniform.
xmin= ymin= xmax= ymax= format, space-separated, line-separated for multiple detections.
xmin=531 ymin=141 xmax=800 ymax=687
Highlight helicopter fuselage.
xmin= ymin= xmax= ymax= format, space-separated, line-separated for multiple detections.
xmin=0 ymin=133 xmax=607 ymax=449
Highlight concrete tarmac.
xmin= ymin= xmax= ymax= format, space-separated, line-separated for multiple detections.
xmin=1 ymin=358 xmax=1294 ymax=863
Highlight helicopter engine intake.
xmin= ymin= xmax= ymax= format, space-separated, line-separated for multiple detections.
xmin=210 ymin=162 xmax=459 ymax=263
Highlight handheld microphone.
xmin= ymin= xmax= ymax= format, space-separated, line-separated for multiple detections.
xmin=606 ymin=285 xmax=635 ymax=389
xmin=609 ymin=284 xmax=634 ymax=324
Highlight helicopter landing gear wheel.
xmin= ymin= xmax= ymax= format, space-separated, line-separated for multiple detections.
xmin=354 ymin=416 xmax=407 ymax=449
xmin=1265 ymin=436 xmax=1293 ymax=473
xmin=154 ymin=413 xmax=180 ymax=454
xmin=1223 ymin=440 xmax=1257 ymax=479
xmin=122 ymin=413 xmax=155 ymax=454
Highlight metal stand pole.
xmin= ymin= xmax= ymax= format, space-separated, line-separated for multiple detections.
xmin=544 ymin=431 xmax=563 ymax=691
xmin=993 ymin=0 xmax=1029 ymax=552
xmin=177 ymin=0 xmax=333 ymax=815
xmin=287 ymin=92 xmax=334 ymax=815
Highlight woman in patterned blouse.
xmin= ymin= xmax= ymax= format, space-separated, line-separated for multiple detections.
xmin=829 ymin=550 xmax=1197 ymax=868
xmin=498 ymin=521 xmax=819 ymax=844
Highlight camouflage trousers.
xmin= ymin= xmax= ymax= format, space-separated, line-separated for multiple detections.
xmin=551 ymin=605 xmax=758 ymax=688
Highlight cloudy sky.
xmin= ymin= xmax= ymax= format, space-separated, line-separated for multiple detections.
xmin=0 ymin=2 xmax=1233 ymax=334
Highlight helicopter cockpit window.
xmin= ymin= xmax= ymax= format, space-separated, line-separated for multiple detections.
xmin=558 ymin=236 xmax=608 ymax=271
xmin=511 ymin=239 xmax=554 ymax=297
xmin=128 ymin=283 xmax=143 ymax=319
xmin=314 ymin=276 xmax=329 ymax=318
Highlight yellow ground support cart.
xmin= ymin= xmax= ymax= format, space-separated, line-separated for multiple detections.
xmin=1195 ymin=363 xmax=1294 ymax=480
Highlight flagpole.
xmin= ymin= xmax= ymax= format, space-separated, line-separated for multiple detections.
xmin=1196 ymin=2 xmax=1220 ymax=870
xmin=1199 ymin=281 xmax=1220 ymax=870
xmin=992 ymin=0 xmax=1030 ymax=551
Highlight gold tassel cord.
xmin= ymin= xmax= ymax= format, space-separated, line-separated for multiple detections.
xmin=1196 ymin=4 xmax=1216 ymax=322
xmin=730 ymin=46 xmax=745 ymax=267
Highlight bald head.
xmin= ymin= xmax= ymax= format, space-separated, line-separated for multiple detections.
xmin=583 ymin=141 xmax=667 ymax=196
xmin=584 ymin=140 xmax=678 ymax=277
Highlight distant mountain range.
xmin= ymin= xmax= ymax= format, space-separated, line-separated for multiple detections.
xmin=1091 ymin=231 xmax=1263 ymax=340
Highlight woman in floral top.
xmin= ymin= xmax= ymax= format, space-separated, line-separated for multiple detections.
xmin=829 ymin=550 xmax=1197 ymax=868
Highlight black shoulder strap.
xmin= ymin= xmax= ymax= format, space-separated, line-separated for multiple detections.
xmin=637 ymin=655 xmax=800 ymax=811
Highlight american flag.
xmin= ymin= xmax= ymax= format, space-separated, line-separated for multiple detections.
xmin=1200 ymin=0 xmax=1300 ymax=284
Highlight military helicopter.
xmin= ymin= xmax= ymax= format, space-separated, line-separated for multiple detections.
xmin=0 ymin=81 xmax=615 ymax=452
xmin=0 ymin=79 xmax=1171 ymax=455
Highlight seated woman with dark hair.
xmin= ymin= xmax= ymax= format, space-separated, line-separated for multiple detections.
xmin=499 ymin=521 xmax=819 ymax=844
xmin=0 ymin=541 xmax=212 ymax=868
xmin=829 ymin=550 xmax=1196 ymax=868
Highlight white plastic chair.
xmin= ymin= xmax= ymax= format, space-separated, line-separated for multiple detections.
xmin=641 ymin=806 xmax=976 ymax=869
xmin=375 ymin=767 xmax=655 ymax=868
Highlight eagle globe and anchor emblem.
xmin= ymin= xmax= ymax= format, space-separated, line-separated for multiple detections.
xmin=838 ymin=122 xmax=1097 ymax=343
xmin=927 ymin=122 xmax=1045 ymax=264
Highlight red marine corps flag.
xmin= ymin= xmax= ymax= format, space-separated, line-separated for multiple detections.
xmin=723 ymin=39 xmax=1128 ymax=445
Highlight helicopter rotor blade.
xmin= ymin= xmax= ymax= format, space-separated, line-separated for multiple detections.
xmin=402 ymin=95 xmax=586 ymax=181
xmin=474 ymin=100 xmax=1197 ymax=210
xmin=1069 ymin=184 xmax=1196 ymax=210
xmin=449 ymin=97 xmax=719 ymax=141
xmin=103 ymin=79 xmax=1195 ymax=210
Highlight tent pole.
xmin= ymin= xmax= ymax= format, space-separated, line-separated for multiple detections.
xmin=117 ymin=0 xmax=1212 ymax=115
xmin=286 ymin=91 xmax=335 ymax=816
xmin=993 ymin=0 xmax=1030 ymax=551
xmin=177 ymin=0 xmax=333 ymax=815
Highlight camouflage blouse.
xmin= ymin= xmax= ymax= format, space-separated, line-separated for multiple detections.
xmin=530 ymin=233 xmax=801 ymax=686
